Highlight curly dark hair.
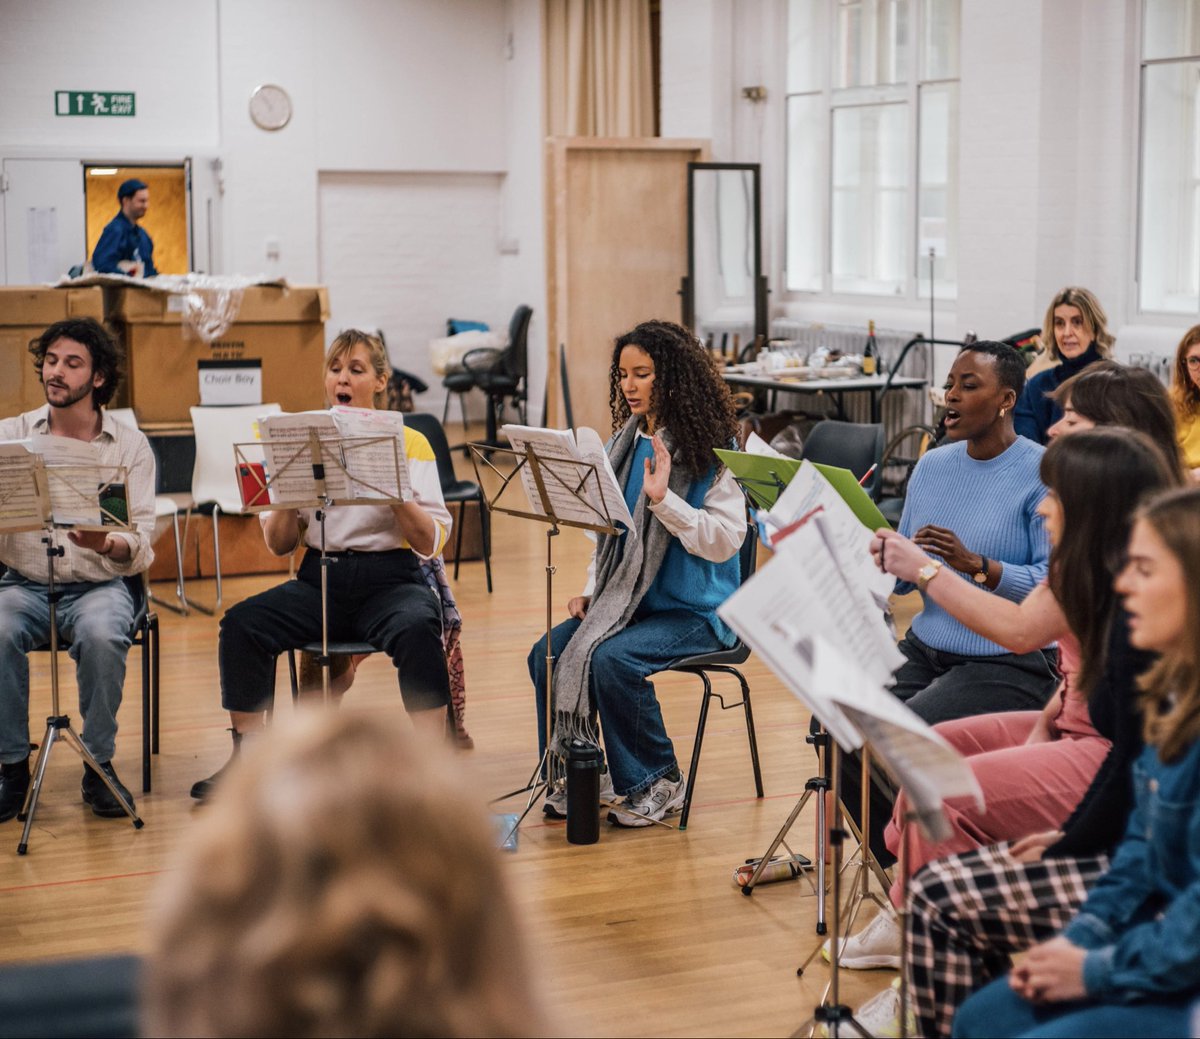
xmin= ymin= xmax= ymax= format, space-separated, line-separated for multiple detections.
xmin=28 ymin=317 xmax=124 ymax=409
xmin=608 ymin=320 xmax=738 ymax=478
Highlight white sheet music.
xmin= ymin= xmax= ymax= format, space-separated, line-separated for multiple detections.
xmin=330 ymin=406 xmax=413 ymax=501
xmin=259 ymin=412 xmax=351 ymax=504
xmin=501 ymin=424 xmax=634 ymax=532
xmin=30 ymin=434 xmax=103 ymax=526
xmin=0 ymin=441 xmax=45 ymax=532
xmin=769 ymin=459 xmax=893 ymax=604
xmin=814 ymin=637 xmax=984 ymax=842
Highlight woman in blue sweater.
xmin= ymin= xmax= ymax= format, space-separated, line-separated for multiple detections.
xmin=954 ymin=485 xmax=1200 ymax=1038
xmin=1014 ymin=286 xmax=1114 ymax=444
xmin=527 ymin=321 xmax=745 ymax=828
xmin=838 ymin=341 xmax=1057 ymax=878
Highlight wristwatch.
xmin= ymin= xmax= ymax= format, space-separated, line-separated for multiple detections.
xmin=917 ymin=560 xmax=943 ymax=593
xmin=973 ymin=556 xmax=990 ymax=585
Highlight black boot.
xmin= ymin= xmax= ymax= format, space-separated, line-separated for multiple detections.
xmin=189 ymin=729 xmax=244 ymax=803
xmin=0 ymin=758 xmax=30 ymax=823
xmin=81 ymin=761 xmax=135 ymax=818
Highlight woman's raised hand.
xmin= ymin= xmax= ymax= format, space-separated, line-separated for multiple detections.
xmin=871 ymin=528 xmax=932 ymax=582
xmin=643 ymin=434 xmax=671 ymax=505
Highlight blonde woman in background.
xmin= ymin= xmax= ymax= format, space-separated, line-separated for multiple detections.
xmin=1170 ymin=324 xmax=1200 ymax=476
xmin=145 ymin=711 xmax=548 ymax=1038
xmin=1013 ymin=287 xmax=1114 ymax=444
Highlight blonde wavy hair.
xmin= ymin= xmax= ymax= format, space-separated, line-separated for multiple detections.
xmin=1137 ymin=487 xmax=1200 ymax=763
xmin=143 ymin=712 xmax=546 ymax=1037
xmin=325 ymin=329 xmax=390 ymax=409
xmin=1041 ymin=286 xmax=1115 ymax=361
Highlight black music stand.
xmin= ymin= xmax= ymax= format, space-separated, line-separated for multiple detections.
xmin=237 ymin=420 xmax=408 ymax=703
xmin=5 ymin=453 xmax=143 ymax=854
xmin=469 ymin=439 xmax=620 ymax=841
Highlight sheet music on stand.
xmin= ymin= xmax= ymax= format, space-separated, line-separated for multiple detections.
xmin=0 ymin=438 xmax=129 ymax=533
xmin=500 ymin=424 xmax=634 ymax=532
xmin=244 ymin=408 xmax=413 ymax=509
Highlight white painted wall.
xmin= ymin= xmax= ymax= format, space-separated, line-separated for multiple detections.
xmin=660 ymin=0 xmax=1180 ymax=375
xmin=0 ymin=0 xmax=547 ymax=418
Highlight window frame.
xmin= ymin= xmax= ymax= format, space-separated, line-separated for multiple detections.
xmin=782 ymin=0 xmax=960 ymax=305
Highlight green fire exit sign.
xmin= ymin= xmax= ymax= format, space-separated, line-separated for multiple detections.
xmin=55 ymin=91 xmax=136 ymax=117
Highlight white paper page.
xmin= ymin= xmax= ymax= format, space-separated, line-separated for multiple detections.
xmin=259 ymin=412 xmax=351 ymax=504
xmin=574 ymin=427 xmax=636 ymax=531
xmin=29 ymin=434 xmax=103 ymax=526
xmin=717 ymin=528 xmax=867 ymax=750
xmin=0 ymin=441 xmax=46 ymax=532
xmin=502 ymin=424 xmax=626 ymax=530
xmin=769 ymin=460 xmax=893 ymax=603
xmin=744 ymin=431 xmax=789 ymax=459
xmin=813 ymin=637 xmax=984 ymax=842
xmin=330 ymin=406 xmax=413 ymax=501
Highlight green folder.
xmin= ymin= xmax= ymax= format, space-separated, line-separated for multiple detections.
xmin=714 ymin=449 xmax=891 ymax=530
xmin=714 ymin=449 xmax=802 ymax=510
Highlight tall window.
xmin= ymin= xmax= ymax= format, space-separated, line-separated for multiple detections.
xmin=785 ymin=0 xmax=960 ymax=299
xmin=1139 ymin=0 xmax=1200 ymax=314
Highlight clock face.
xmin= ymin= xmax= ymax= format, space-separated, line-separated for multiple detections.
xmin=249 ymin=84 xmax=292 ymax=131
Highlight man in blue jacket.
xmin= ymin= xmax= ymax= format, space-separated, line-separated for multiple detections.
xmin=91 ymin=178 xmax=157 ymax=277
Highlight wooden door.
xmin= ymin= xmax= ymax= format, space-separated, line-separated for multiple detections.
xmin=547 ymin=137 xmax=709 ymax=435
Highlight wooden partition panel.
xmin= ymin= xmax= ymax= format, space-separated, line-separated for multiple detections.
xmin=546 ymin=137 xmax=709 ymax=435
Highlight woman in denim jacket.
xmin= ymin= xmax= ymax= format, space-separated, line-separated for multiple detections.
xmin=955 ymin=485 xmax=1200 ymax=1037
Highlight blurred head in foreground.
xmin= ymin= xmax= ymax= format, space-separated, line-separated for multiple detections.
xmin=144 ymin=711 xmax=545 ymax=1037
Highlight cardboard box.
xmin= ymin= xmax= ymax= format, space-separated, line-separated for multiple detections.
xmin=106 ymin=284 xmax=330 ymax=424
xmin=0 ymin=286 xmax=105 ymax=416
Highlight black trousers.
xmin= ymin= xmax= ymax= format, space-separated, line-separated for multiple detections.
xmin=219 ymin=549 xmax=451 ymax=715
xmin=831 ymin=628 xmax=1060 ymax=867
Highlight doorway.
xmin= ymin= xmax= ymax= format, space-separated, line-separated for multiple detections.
xmin=84 ymin=162 xmax=192 ymax=274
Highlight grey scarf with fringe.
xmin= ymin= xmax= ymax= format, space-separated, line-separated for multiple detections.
xmin=549 ymin=417 xmax=694 ymax=757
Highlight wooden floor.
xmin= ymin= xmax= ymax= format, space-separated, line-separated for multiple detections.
xmin=0 ymin=426 xmax=906 ymax=1038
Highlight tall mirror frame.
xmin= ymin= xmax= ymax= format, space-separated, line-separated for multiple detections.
xmin=683 ymin=162 xmax=767 ymax=348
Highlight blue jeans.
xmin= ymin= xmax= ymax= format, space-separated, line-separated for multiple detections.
xmin=0 ymin=573 xmax=135 ymax=764
xmin=953 ymin=975 xmax=1193 ymax=1038
xmin=528 ymin=609 xmax=721 ymax=796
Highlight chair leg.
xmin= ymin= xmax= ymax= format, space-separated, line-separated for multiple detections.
xmin=442 ymin=391 xmax=451 ymax=426
xmin=680 ymin=671 xmax=714 ymax=831
xmin=151 ymin=615 xmax=160 ymax=756
xmin=287 ymin=648 xmax=299 ymax=703
xmin=149 ymin=511 xmax=189 ymax=616
xmin=453 ymin=501 xmax=466 ymax=580
xmin=479 ymin=496 xmax=492 ymax=593
xmin=212 ymin=506 xmax=223 ymax=610
xmin=459 ymin=391 xmax=469 ymax=434
xmin=733 ymin=668 xmax=764 ymax=798
xmin=141 ymin=622 xmax=151 ymax=794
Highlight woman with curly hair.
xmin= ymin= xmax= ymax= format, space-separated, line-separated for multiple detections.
xmin=1169 ymin=324 xmax=1200 ymax=475
xmin=527 ymin=319 xmax=744 ymax=827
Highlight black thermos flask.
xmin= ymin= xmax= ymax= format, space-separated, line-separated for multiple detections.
xmin=566 ymin=740 xmax=602 ymax=845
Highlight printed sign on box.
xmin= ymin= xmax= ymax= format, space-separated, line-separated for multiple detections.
xmin=198 ymin=359 xmax=263 ymax=406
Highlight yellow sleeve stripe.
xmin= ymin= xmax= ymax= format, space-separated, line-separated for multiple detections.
xmin=403 ymin=426 xmax=436 ymax=462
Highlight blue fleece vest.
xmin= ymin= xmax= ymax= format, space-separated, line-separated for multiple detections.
xmin=622 ymin=436 xmax=739 ymax=647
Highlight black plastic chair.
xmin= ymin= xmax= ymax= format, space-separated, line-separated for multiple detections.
xmin=464 ymin=304 xmax=532 ymax=446
xmin=0 ymin=953 xmax=141 ymax=1038
xmin=27 ymin=574 xmax=160 ymax=794
xmin=663 ymin=525 xmax=763 ymax=830
xmin=801 ymin=419 xmax=885 ymax=501
xmin=405 ymin=412 xmax=492 ymax=593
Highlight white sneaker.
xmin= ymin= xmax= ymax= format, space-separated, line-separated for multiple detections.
xmin=543 ymin=769 xmax=616 ymax=820
xmin=821 ymin=908 xmax=901 ymax=970
xmin=854 ymin=978 xmax=916 ymax=1038
xmin=607 ymin=773 xmax=686 ymax=828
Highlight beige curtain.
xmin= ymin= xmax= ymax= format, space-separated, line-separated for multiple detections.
xmin=543 ymin=0 xmax=655 ymax=137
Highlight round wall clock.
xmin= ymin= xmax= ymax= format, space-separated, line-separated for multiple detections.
xmin=249 ymin=84 xmax=292 ymax=131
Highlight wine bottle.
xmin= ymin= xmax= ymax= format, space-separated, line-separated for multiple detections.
xmin=862 ymin=320 xmax=878 ymax=376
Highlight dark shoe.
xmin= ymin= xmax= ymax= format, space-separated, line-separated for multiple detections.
xmin=81 ymin=761 xmax=135 ymax=818
xmin=190 ymin=730 xmax=243 ymax=803
xmin=0 ymin=758 xmax=30 ymax=823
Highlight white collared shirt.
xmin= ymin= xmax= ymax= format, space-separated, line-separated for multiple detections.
xmin=0 ymin=406 xmax=156 ymax=583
